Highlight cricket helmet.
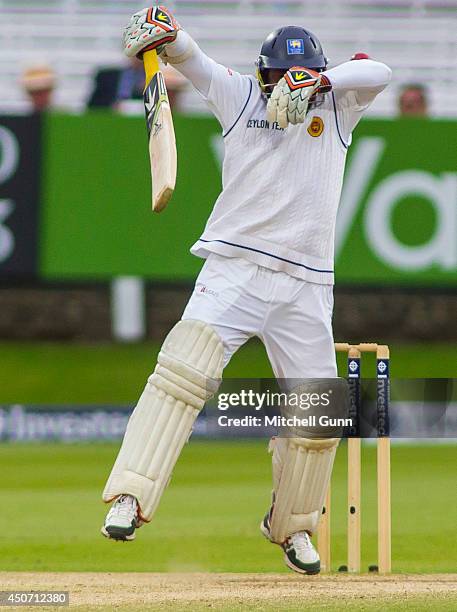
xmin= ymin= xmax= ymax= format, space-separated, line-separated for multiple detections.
xmin=256 ymin=26 xmax=327 ymax=94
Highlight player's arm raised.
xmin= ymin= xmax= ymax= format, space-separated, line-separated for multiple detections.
xmin=160 ymin=29 xmax=252 ymax=132
xmin=324 ymin=55 xmax=392 ymax=108
xmin=266 ymin=55 xmax=391 ymax=129
xmin=124 ymin=6 xmax=251 ymax=132
xmin=323 ymin=55 xmax=391 ymax=140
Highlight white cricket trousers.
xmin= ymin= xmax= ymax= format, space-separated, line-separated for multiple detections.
xmin=182 ymin=254 xmax=337 ymax=379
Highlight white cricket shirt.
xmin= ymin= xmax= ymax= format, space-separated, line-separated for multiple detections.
xmin=168 ymin=32 xmax=391 ymax=284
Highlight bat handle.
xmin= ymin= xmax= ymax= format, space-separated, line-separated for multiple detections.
xmin=143 ymin=49 xmax=160 ymax=90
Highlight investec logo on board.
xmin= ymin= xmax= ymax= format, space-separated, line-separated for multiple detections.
xmin=335 ymin=136 xmax=457 ymax=275
xmin=376 ymin=359 xmax=390 ymax=436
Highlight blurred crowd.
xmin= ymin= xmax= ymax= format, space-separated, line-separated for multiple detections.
xmin=20 ymin=60 xmax=427 ymax=117
xmin=21 ymin=58 xmax=186 ymax=114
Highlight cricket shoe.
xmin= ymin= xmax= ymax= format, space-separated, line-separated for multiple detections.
xmin=260 ymin=510 xmax=320 ymax=575
xmin=101 ymin=494 xmax=142 ymax=541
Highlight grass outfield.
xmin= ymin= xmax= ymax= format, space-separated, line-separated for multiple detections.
xmin=0 ymin=441 xmax=455 ymax=574
xmin=0 ymin=340 xmax=456 ymax=403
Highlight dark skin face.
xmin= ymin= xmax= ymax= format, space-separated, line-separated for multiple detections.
xmin=262 ymin=68 xmax=288 ymax=95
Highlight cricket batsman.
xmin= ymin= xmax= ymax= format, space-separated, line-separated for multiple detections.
xmin=101 ymin=6 xmax=391 ymax=575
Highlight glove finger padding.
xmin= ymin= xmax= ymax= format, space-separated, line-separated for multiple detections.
xmin=266 ymin=67 xmax=321 ymax=128
xmin=277 ymin=106 xmax=289 ymax=129
xmin=124 ymin=6 xmax=180 ymax=58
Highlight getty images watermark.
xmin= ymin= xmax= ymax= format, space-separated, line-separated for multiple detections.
xmin=216 ymin=388 xmax=352 ymax=430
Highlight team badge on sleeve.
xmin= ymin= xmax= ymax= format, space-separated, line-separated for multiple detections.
xmin=287 ymin=39 xmax=305 ymax=54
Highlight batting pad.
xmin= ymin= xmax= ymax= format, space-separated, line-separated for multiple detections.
xmin=103 ymin=319 xmax=224 ymax=520
xmin=269 ymin=436 xmax=339 ymax=543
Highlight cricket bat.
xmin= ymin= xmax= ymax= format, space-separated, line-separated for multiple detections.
xmin=143 ymin=49 xmax=177 ymax=213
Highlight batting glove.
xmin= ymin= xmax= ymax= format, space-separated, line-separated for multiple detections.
xmin=267 ymin=67 xmax=322 ymax=129
xmin=123 ymin=6 xmax=180 ymax=58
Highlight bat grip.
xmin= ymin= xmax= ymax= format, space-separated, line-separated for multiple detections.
xmin=143 ymin=50 xmax=160 ymax=90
